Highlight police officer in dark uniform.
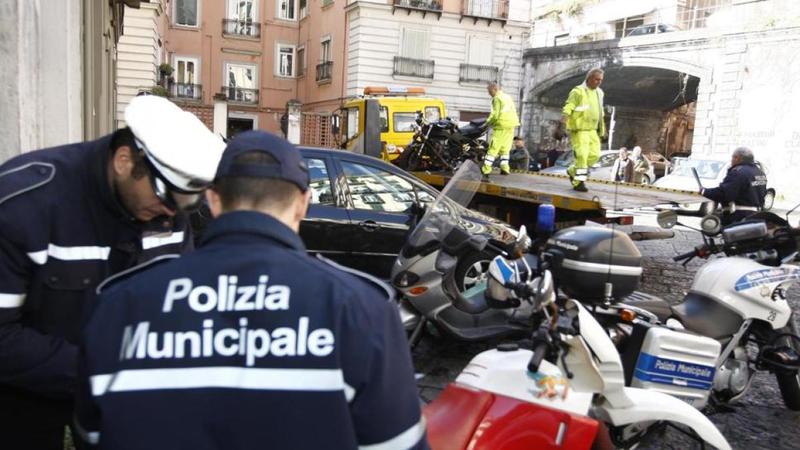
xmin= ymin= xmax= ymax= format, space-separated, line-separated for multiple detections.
xmin=0 ymin=96 xmax=225 ymax=450
xmin=701 ymin=146 xmax=767 ymax=225
xmin=75 ymin=130 xmax=428 ymax=450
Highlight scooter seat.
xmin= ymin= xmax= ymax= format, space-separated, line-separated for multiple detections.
xmin=424 ymin=384 xmax=494 ymax=450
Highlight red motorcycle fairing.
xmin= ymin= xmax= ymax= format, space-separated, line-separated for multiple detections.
xmin=424 ymin=383 xmax=599 ymax=450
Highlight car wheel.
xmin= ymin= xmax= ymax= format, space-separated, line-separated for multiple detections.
xmin=764 ymin=190 xmax=775 ymax=211
xmin=454 ymin=251 xmax=492 ymax=293
xmin=642 ymin=175 xmax=652 ymax=185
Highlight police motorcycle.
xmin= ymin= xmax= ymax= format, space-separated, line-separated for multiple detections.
xmin=394 ymin=111 xmax=487 ymax=172
xmin=602 ymin=210 xmax=800 ymax=411
xmin=392 ymin=161 xmax=538 ymax=345
xmin=424 ymin=208 xmax=731 ymax=450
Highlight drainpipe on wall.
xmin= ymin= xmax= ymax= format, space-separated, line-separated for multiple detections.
xmin=213 ymin=93 xmax=228 ymax=139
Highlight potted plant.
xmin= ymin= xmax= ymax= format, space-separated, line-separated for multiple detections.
xmin=159 ymin=63 xmax=174 ymax=77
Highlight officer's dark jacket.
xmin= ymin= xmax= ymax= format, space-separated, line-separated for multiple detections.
xmin=0 ymin=136 xmax=191 ymax=398
xmin=76 ymin=211 xmax=428 ymax=450
xmin=703 ymin=162 xmax=767 ymax=209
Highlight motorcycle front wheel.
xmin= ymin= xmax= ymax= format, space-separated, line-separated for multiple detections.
xmin=775 ymin=316 xmax=800 ymax=410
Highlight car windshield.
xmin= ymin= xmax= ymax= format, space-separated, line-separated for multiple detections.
xmin=670 ymin=159 xmax=726 ymax=179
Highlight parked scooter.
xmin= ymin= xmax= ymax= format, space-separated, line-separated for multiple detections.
xmin=392 ymin=161 xmax=537 ymax=344
xmin=424 ymin=212 xmax=731 ymax=450
xmin=394 ymin=112 xmax=487 ymax=172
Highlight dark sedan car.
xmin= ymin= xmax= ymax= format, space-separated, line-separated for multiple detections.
xmin=298 ymin=147 xmax=517 ymax=285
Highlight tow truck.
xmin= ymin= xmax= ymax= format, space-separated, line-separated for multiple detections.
xmin=340 ymin=88 xmax=704 ymax=227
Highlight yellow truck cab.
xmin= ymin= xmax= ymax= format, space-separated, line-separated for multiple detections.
xmin=339 ymin=86 xmax=447 ymax=161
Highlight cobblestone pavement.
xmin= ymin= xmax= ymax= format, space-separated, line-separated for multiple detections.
xmin=413 ymin=226 xmax=800 ymax=450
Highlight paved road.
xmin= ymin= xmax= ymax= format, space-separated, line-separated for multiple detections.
xmin=413 ymin=215 xmax=800 ymax=450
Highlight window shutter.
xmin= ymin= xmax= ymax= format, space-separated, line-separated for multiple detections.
xmin=401 ymin=28 xmax=430 ymax=60
xmin=468 ymin=36 xmax=493 ymax=66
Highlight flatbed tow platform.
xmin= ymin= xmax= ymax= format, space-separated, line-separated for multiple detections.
xmin=413 ymin=170 xmax=706 ymax=226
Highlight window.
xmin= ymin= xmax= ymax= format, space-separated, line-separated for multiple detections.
xmin=297 ymin=46 xmax=306 ymax=76
xmin=304 ymin=158 xmax=334 ymax=206
xmin=299 ymin=0 xmax=308 ymax=18
xmin=277 ymin=0 xmax=296 ymax=20
xmin=554 ymin=33 xmax=570 ymax=46
xmin=344 ymin=107 xmax=359 ymax=141
xmin=228 ymin=0 xmax=256 ymax=21
xmin=175 ymin=0 xmax=198 ymax=26
xmin=320 ymin=37 xmax=331 ymax=63
xmin=467 ymin=35 xmax=493 ymax=66
xmin=277 ymin=44 xmax=295 ymax=77
xmin=393 ymin=112 xmax=418 ymax=133
xmin=400 ymin=28 xmax=431 ymax=60
xmin=379 ymin=107 xmax=389 ymax=132
xmin=225 ymin=63 xmax=258 ymax=103
xmin=174 ymin=56 xmax=200 ymax=99
xmin=342 ymin=162 xmax=416 ymax=212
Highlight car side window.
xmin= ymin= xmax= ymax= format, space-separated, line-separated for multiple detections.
xmin=304 ymin=157 xmax=335 ymax=206
xmin=341 ymin=161 xmax=416 ymax=212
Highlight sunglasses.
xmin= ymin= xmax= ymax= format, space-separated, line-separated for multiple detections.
xmin=140 ymin=153 xmax=205 ymax=212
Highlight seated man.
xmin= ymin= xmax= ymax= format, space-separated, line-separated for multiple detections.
xmin=509 ymin=136 xmax=531 ymax=171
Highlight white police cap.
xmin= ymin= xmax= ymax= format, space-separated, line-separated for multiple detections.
xmin=125 ymin=95 xmax=225 ymax=193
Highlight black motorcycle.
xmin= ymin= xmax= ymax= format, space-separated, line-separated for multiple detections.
xmin=394 ymin=112 xmax=488 ymax=172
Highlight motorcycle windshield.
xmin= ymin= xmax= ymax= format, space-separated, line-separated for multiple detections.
xmin=405 ymin=160 xmax=483 ymax=253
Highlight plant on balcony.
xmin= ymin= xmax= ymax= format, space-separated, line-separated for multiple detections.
xmin=431 ymin=0 xmax=441 ymax=10
xmin=159 ymin=63 xmax=174 ymax=76
xmin=149 ymin=86 xmax=170 ymax=97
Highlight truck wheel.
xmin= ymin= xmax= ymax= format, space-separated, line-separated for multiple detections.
xmin=642 ymin=174 xmax=652 ymax=185
xmin=775 ymin=317 xmax=800 ymax=410
xmin=454 ymin=251 xmax=492 ymax=293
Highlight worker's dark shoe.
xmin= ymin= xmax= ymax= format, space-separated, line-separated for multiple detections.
xmin=500 ymin=170 xmax=510 ymax=176
xmin=573 ymin=181 xmax=588 ymax=192
xmin=567 ymin=171 xmax=575 ymax=184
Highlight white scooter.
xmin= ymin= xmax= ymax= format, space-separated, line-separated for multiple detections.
xmin=425 ymin=222 xmax=731 ymax=450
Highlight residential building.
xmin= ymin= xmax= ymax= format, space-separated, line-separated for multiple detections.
xmin=160 ymin=0 xmax=531 ymax=142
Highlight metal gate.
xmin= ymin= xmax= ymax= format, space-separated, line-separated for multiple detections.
xmin=301 ymin=112 xmax=336 ymax=148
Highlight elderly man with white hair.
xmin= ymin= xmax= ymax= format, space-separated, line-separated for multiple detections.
xmin=631 ymin=146 xmax=651 ymax=184
xmin=701 ymin=146 xmax=768 ymax=225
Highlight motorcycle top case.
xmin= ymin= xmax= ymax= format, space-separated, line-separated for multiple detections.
xmin=632 ymin=327 xmax=720 ymax=409
xmin=545 ymin=226 xmax=642 ymax=303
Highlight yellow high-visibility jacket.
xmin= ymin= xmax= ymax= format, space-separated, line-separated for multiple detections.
xmin=562 ymin=84 xmax=605 ymax=137
xmin=487 ymin=90 xmax=520 ymax=129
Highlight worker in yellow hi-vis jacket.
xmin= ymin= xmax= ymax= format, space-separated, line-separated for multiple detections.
xmin=481 ymin=82 xmax=520 ymax=176
xmin=562 ymin=68 xmax=606 ymax=192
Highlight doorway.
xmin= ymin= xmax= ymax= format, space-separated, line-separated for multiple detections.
xmin=227 ymin=117 xmax=254 ymax=139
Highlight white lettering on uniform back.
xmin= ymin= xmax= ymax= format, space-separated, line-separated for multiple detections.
xmin=163 ymin=279 xmax=192 ymax=312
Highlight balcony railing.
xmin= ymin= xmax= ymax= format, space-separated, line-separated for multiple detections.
xmin=393 ymin=56 xmax=434 ymax=79
xmin=224 ymin=87 xmax=259 ymax=104
xmin=171 ymin=83 xmax=203 ymax=101
xmin=461 ymin=0 xmax=508 ymax=22
xmin=316 ymin=61 xmax=333 ymax=83
xmin=392 ymin=0 xmax=442 ymax=17
xmin=459 ymin=64 xmax=498 ymax=83
xmin=222 ymin=19 xmax=261 ymax=39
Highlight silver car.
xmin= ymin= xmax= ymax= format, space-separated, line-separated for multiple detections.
xmin=540 ymin=149 xmax=656 ymax=184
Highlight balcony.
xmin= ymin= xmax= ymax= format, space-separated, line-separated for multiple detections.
xmin=224 ymin=87 xmax=259 ymax=105
xmin=171 ymin=83 xmax=203 ymax=101
xmin=461 ymin=0 xmax=508 ymax=25
xmin=316 ymin=61 xmax=333 ymax=84
xmin=393 ymin=56 xmax=434 ymax=79
xmin=459 ymin=64 xmax=498 ymax=84
xmin=222 ymin=19 xmax=261 ymax=39
xmin=392 ymin=0 xmax=442 ymax=19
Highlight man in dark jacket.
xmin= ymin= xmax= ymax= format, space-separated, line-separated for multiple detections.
xmin=75 ymin=131 xmax=428 ymax=450
xmin=702 ymin=147 xmax=767 ymax=225
xmin=0 ymin=96 xmax=225 ymax=449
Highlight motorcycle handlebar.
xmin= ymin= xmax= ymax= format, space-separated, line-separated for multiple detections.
xmin=673 ymin=249 xmax=697 ymax=262
xmin=527 ymin=340 xmax=549 ymax=373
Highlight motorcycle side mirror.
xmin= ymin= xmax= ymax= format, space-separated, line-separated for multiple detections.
xmin=532 ymin=270 xmax=555 ymax=309
xmin=700 ymin=215 xmax=721 ymax=236
xmin=657 ymin=210 xmax=679 ymax=229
